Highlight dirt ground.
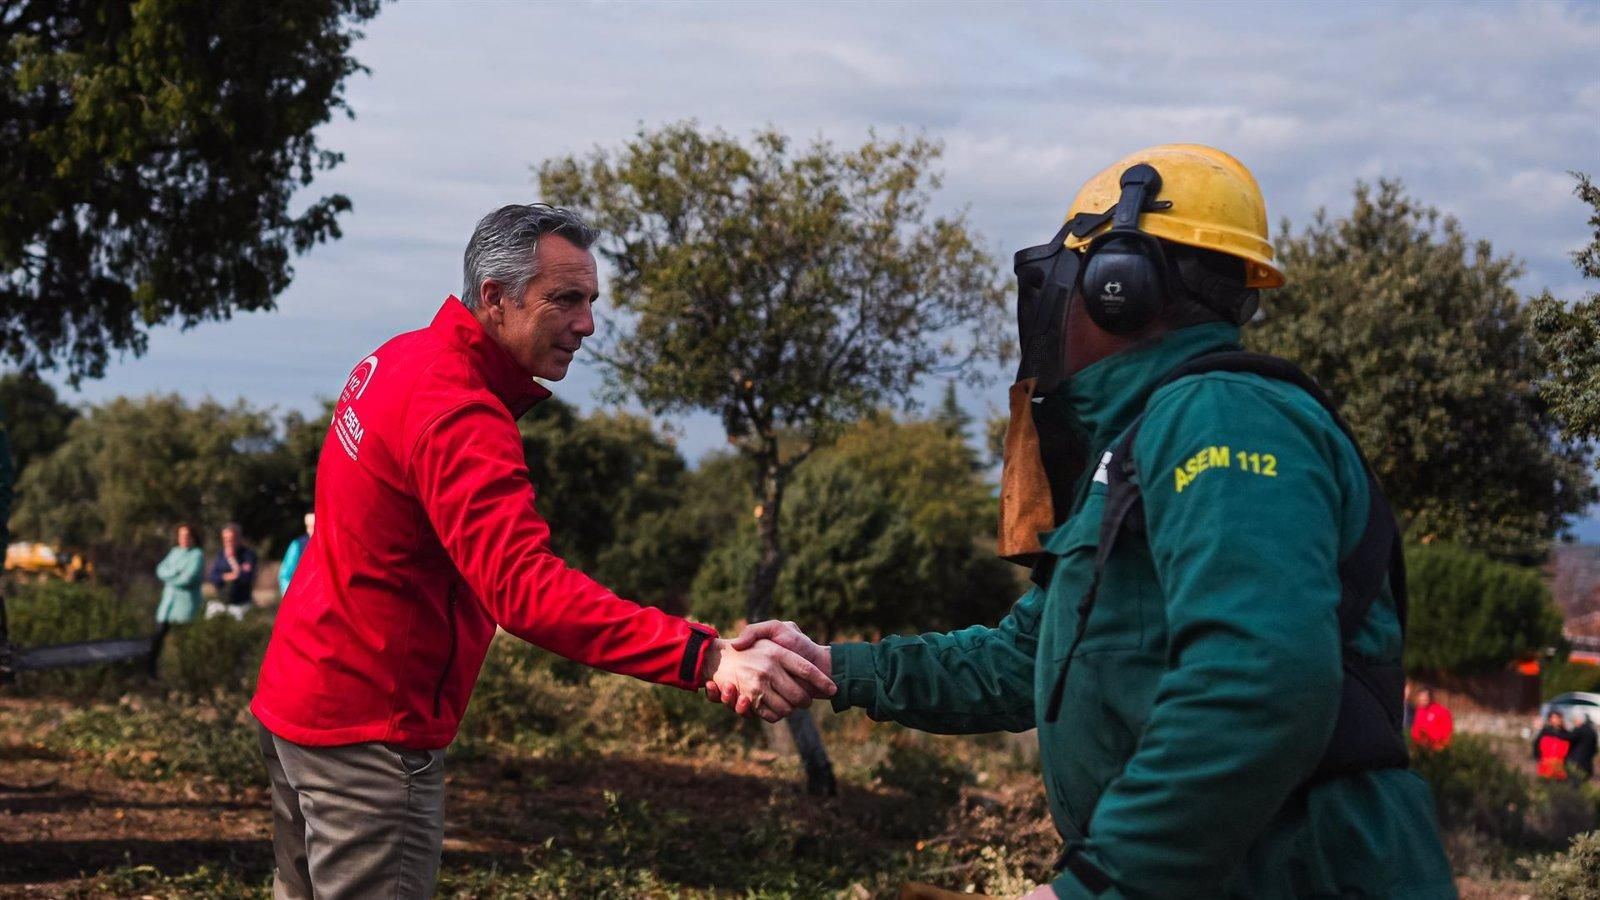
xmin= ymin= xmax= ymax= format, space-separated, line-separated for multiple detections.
xmin=0 ymin=695 xmax=1544 ymax=899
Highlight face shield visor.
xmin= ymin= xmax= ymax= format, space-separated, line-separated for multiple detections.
xmin=997 ymin=225 xmax=1087 ymax=564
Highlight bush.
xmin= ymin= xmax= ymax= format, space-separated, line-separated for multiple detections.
xmin=3 ymin=579 xmax=152 ymax=698
xmin=456 ymin=636 xmax=749 ymax=757
xmin=1406 ymin=542 xmax=1563 ymax=676
xmin=1539 ymin=830 xmax=1600 ymax=899
xmin=875 ymin=740 xmax=972 ymax=808
xmin=1412 ymin=735 xmax=1539 ymax=848
xmin=1411 ymin=732 xmax=1600 ymax=876
xmin=40 ymin=695 xmax=263 ymax=793
xmin=164 ymin=612 xmax=272 ymax=698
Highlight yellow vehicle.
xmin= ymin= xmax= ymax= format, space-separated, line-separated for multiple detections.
xmin=4 ymin=541 xmax=92 ymax=581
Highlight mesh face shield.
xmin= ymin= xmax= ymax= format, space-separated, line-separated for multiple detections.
xmin=998 ymin=225 xmax=1086 ymax=564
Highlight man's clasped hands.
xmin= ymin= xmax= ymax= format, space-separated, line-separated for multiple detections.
xmin=700 ymin=620 xmax=832 ymax=722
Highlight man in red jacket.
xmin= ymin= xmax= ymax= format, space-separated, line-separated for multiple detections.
xmin=251 ymin=203 xmax=832 ymax=899
xmin=1408 ymin=687 xmax=1453 ymax=751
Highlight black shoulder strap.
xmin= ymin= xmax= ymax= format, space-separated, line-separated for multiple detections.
xmin=1132 ymin=351 xmax=1407 ymax=637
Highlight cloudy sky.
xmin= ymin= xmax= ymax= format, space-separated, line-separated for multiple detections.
xmin=49 ymin=0 xmax=1600 ymax=534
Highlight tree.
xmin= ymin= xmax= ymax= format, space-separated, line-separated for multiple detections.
xmin=694 ymin=415 xmax=1019 ymax=645
xmin=517 ymin=396 xmax=709 ymax=611
xmin=934 ymin=379 xmax=970 ymax=442
xmin=0 ymin=370 xmax=77 ymax=474
xmin=1404 ymin=541 xmax=1563 ymax=677
xmin=1254 ymin=180 xmax=1593 ymax=561
xmin=540 ymin=124 xmax=1008 ymax=793
xmin=11 ymin=394 xmax=309 ymax=585
xmin=1531 ymin=172 xmax=1600 ymax=453
xmin=1 ymin=0 xmax=381 ymax=382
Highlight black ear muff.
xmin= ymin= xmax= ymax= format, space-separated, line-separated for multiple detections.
xmin=1082 ymin=235 xmax=1166 ymax=335
xmin=1075 ymin=163 xmax=1174 ymax=336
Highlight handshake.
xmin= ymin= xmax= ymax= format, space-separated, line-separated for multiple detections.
xmin=699 ymin=621 xmax=833 ymax=723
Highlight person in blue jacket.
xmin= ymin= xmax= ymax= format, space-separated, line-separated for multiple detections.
xmin=207 ymin=522 xmax=257 ymax=620
xmin=277 ymin=513 xmax=313 ymax=598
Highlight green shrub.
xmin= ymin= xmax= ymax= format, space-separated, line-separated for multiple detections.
xmin=875 ymin=740 xmax=971 ymax=805
xmin=40 ymin=695 xmax=263 ymax=792
xmin=457 ymin=638 xmax=594 ymax=752
xmin=3 ymin=579 xmax=152 ymax=697
xmin=458 ymin=636 xmax=749 ymax=756
xmin=1406 ymin=541 xmax=1563 ymax=676
xmin=164 ymin=612 xmax=272 ymax=697
xmin=1539 ymin=830 xmax=1600 ymax=899
xmin=1412 ymin=732 xmax=1600 ymax=873
xmin=1411 ymin=734 xmax=1538 ymax=847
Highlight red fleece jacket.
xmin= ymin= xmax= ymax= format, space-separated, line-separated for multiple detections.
xmin=252 ymin=298 xmax=715 ymax=748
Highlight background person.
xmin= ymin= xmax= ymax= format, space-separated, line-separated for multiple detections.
xmin=1535 ymin=711 xmax=1572 ymax=781
xmin=1409 ymin=687 xmax=1454 ymax=751
xmin=1568 ymin=712 xmax=1597 ymax=781
xmin=251 ymin=203 xmax=830 ymax=900
xmin=277 ymin=512 xmax=313 ymax=598
xmin=206 ymin=522 xmax=256 ymax=620
xmin=149 ymin=523 xmax=205 ymax=676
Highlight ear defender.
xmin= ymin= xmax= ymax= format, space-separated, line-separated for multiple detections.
xmin=1074 ymin=163 xmax=1174 ymax=336
xmin=1081 ymin=236 xmax=1165 ymax=334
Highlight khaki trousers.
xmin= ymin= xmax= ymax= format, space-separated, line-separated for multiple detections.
xmin=256 ymin=720 xmax=446 ymax=899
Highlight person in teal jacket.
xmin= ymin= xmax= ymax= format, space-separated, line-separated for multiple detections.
xmin=277 ymin=512 xmax=313 ymax=597
xmin=150 ymin=523 xmax=205 ymax=675
xmin=727 ymin=146 xmax=1455 ymax=898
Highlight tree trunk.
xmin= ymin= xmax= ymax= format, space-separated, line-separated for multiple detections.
xmin=746 ymin=460 xmax=838 ymax=796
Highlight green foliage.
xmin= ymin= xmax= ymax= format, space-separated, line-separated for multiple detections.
xmin=1406 ymin=541 xmax=1563 ymax=676
xmin=1544 ymin=660 xmax=1600 ymax=702
xmin=3 ymin=579 xmax=150 ymax=697
xmin=1532 ymin=172 xmax=1600 ymax=454
xmin=0 ymin=370 xmax=78 ymax=474
xmin=11 ymin=394 xmax=321 ymax=578
xmin=1255 ymin=180 xmax=1593 ymax=560
xmin=1539 ymin=830 xmax=1600 ymax=900
xmin=518 ymin=397 xmax=706 ymax=608
xmin=457 ymin=636 xmax=750 ymax=757
xmin=0 ymin=0 xmax=381 ymax=382
xmin=539 ymin=123 xmax=1008 ymax=445
xmin=39 ymin=696 xmax=263 ymax=793
xmin=164 ymin=612 xmax=272 ymax=698
xmin=1410 ymin=734 xmax=1586 ymax=856
xmin=541 ymin=123 xmax=1008 ymax=638
xmin=78 ymin=864 xmax=267 ymax=900
xmin=873 ymin=740 xmax=973 ymax=811
xmin=693 ymin=415 xmax=1018 ymax=639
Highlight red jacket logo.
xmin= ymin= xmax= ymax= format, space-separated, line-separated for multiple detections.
xmin=340 ymin=355 xmax=380 ymax=405
xmin=335 ymin=355 xmax=378 ymax=461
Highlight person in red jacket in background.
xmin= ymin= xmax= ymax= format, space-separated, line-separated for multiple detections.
xmin=251 ymin=204 xmax=833 ymax=900
xmin=1534 ymin=711 xmax=1573 ymax=780
xmin=1409 ymin=687 xmax=1454 ymax=751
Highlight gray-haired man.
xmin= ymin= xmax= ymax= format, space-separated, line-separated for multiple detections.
xmin=252 ymin=204 xmax=833 ymax=898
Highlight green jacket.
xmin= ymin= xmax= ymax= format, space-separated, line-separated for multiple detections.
xmin=155 ymin=546 xmax=206 ymax=624
xmin=830 ymin=324 xmax=1454 ymax=899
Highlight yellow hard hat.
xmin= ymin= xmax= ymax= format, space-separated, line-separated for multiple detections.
xmin=1061 ymin=144 xmax=1284 ymax=289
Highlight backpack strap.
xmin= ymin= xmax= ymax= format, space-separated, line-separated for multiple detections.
xmin=1042 ymin=352 xmax=1410 ymax=782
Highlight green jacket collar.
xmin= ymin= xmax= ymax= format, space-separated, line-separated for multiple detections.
xmin=1063 ymin=322 xmax=1243 ymax=456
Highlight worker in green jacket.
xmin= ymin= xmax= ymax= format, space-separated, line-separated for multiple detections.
xmin=727 ymin=145 xmax=1455 ymax=898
